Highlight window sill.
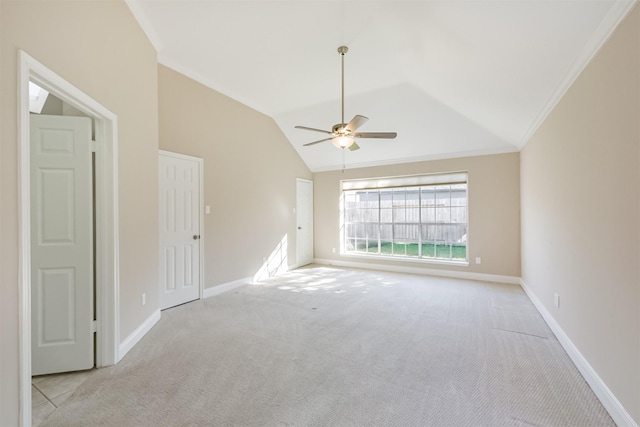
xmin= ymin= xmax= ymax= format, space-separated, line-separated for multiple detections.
xmin=340 ymin=252 xmax=469 ymax=267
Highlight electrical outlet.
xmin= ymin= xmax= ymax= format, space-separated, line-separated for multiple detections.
xmin=332 ymin=248 xmax=336 ymax=254
xmin=141 ymin=293 xmax=146 ymax=306
xmin=205 ymin=205 xmax=210 ymax=214
xmin=554 ymin=293 xmax=560 ymax=309
xmin=475 ymin=257 xmax=481 ymax=264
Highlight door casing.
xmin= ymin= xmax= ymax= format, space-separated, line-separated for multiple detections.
xmin=18 ymin=50 xmax=120 ymax=427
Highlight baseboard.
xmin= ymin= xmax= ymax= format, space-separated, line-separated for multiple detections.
xmin=520 ymin=279 xmax=638 ymax=427
xmin=312 ymin=258 xmax=520 ymax=285
xmin=287 ymin=261 xmax=311 ymax=271
xmin=203 ymin=276 xmax=251 ymax=298
xmin=118 ymin=309 xmax=161 ymax=361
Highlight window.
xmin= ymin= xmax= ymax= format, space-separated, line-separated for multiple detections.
xmin=341 ymin=173 xmax=468 ymax=262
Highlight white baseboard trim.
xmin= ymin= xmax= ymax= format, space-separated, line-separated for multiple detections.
xmin=520 ymin=279 xmax=638 ymax=427
xmin=312 ymin=258 xmax=520 ymax=285
xmin=287 ymin=261 xmax=311 ymax=271
xmin=118 ymin=309 xmax=161 ymax=361
xmin=203 ymin=276 xmax=251 ymax=299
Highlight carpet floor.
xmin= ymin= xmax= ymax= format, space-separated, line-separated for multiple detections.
xmin=42 ymin=266 xmax=614 ymax=426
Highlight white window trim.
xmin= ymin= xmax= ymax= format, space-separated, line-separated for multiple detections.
xmin=340 ymin=172 xmax=469 ymax=265
xmin=341 ymin=171 xmax=468 ymax=191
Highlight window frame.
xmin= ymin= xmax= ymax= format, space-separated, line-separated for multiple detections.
xmin=340 ymin=172 xmax=469 ymax=265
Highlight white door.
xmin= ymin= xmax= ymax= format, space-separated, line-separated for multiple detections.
xmin=296 ymin=179 xmax=313 ymax=266
xmin=30 ymin=114 xmax=94 ymax=375
xmin=159 ymin=151 xmax=202 ymax=310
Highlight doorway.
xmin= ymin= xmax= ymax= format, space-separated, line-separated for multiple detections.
xmin=18 ymin=51 xmax=120 ymax=426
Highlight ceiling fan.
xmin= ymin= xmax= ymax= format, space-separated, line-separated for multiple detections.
xmin=295 ymin=46 xmax=397 ymax=151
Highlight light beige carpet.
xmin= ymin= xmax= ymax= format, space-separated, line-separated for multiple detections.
xmin=42 ymin=266 xmax=613 ymax=426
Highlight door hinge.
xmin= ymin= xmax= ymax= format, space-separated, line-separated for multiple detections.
xmin=90 ymin=140 xmax=97 ymax=152
xmin=91 ymin=320 xmax=98 ymax=333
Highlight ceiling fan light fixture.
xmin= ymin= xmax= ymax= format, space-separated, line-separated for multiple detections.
xmin=332 ymin=135 xmax=355 ymax=149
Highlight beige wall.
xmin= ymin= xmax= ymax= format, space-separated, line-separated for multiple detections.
xmin=158 ymin=65 xmax=312 ymax=288
xmin=0 ymin=1 xmax=159 ymax=424
xmin=313 ymin=153 xmax=521 ymax=278
xmin=521 ymin=5 xmax=640 ymax=423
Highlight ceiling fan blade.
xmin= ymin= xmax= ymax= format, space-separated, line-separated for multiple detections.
xmin=295 ymin=125 xmax=333 ymax=135
xmin=345 ymin=115 xmax=369 ymax=133
xmin=303 ymin=137 xmax=333 ymax=147
xmin=354 ymin=132 xmax=397 ymax=139
xmin=348 ymin=142 xmax=360 ymax=151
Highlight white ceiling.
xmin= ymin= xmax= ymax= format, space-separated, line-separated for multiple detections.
xmin=126 ymin=0 xmax=634 ymax=172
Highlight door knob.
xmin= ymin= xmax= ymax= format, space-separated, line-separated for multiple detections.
xmin=193 ymin=235 xmax=201 ymax=240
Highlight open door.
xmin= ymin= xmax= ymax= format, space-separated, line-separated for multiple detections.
xmin=30 ymin=114 xmax=94 ymax=375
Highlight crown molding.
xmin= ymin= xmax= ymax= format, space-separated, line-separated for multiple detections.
xmin=309 ymin=145 xmax=519 ymax=173
xmin=517 ymin=0 xmax=638 ymax=149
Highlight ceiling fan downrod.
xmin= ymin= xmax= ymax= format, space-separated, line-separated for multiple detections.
xmin=338 ymin=46 xmax=348 ymax=126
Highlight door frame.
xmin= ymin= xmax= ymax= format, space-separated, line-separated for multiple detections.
xmin=295 ymin=178 xmax=314 ymax=268
xmin=158 ymin=150 xmax=205 ymax=302
xmin=17 ymin=50 xmax=120 ymax=426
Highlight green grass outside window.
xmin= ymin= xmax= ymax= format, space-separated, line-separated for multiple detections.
xmin=358 ymin=241 xmax=466 ymax=260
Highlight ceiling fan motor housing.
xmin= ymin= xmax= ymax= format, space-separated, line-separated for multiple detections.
xmin=332 ymin=123 xmax=350 ymax=135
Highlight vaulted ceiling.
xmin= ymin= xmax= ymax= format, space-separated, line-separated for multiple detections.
xmin=126 ymin=0 xmax=635 ymax=172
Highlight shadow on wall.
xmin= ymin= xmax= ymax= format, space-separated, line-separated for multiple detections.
xmin=252 ymin=235 xmax=288 ymax=283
